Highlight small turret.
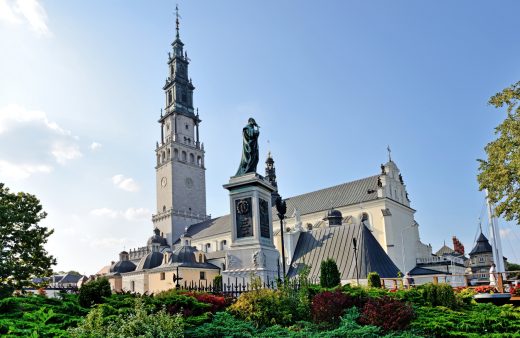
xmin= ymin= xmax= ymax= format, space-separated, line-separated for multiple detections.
xmin=265 ymin=151 xmax=281 ymax=205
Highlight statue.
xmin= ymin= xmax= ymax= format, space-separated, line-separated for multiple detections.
xmin=235 ymin=118 xmax=260 ymax=176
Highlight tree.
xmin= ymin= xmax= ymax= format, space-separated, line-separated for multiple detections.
xmin=0 ymin=183 xmax=56 ymax=295
xmin=320 ymin=258 xmax=341 ymax=288
xmin=478 ymin=81 xmax=520 ymax=224
xmin=78 ymin=277 xmax=111 ymax=307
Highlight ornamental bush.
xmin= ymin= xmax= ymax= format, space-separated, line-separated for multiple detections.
xmin=422 ymin=283 xmax=456 ymax=309
xmin=311 ymin=290 xmax=363 ymax=324
xmin=184 ymin=292 xmax=227 ymax=313
xmin=359 ymin=296 xmax=415 ymax=332
xmin=367 ymin=272 xmax=382 ymax=288
xmin=78 ymin=278 xmax=111 ymax=308
xmin=320 ymin=258 xmax=341 ymax=288
xmin=228 ymin=288 xmax=296 ymax=327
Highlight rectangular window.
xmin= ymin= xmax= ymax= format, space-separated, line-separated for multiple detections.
xmin=130 ymin=281 xmax=135 ymax=292
xmin=200 ymin=271 xmax=206 ymax=280
xmin=479 ymin=257 xmax=485 ymax=263
xmin=160 ymin=272 xmax=165 ymax=280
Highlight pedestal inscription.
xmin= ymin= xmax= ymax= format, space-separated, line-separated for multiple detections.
xmin=259 ymin=198 xmax=270 ymax=238
xmin=235 ymin=197 xmax=253 ymax=238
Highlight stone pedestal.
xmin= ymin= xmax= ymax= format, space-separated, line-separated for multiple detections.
xmin=221 ymin=173 xmax=280 ymax=283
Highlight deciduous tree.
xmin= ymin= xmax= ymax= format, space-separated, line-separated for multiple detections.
xmin=0 ymin=183 xmax=56 ymax=295
xmin=478 ymin=81 xmax=520 ymax=224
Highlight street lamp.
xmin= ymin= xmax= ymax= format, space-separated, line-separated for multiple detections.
xmin=352 ymin=237 xmax=360 ymax=285
xmin=400 ymin=222 xmax=417 ymax=274
xmin=275 ymin=196 xmax=287 ymax=279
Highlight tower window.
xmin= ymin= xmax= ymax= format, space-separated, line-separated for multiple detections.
xmin=185 ymin=124 xmax=189 ymax=130
xmin=168 ymin=91 xmax=172 ymax=104
xmin=174 ymin=148 xmax=178 ymax=159
xmin=197 ymin=156 xmax=202 ymax=167
xmin=182 ymin=151 xmax=187 ymax=161
xmin=190 ymin=153 xmax=194 ymax=163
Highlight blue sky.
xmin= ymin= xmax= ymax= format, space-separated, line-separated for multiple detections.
xmin=1 ymin=0 xmax=519 ymax=274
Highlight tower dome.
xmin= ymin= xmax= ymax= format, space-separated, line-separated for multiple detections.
xmin=147 ymin=227 xmax=168 ymax=247
xmin=109 ymin=251 xmax=137 ymax=273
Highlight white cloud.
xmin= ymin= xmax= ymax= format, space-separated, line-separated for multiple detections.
xmin=90 ymin=142 xmax=102 ymax=151
xmin=0 ymin=160 xmax=52 ymax=180
xmin=90 ymin=237 xmax=129 ymax=250
xmin=51 ymin=142 xmax=82 ymax=164
xmin=500 ymin=228 xmax=512 ymax=238
xmin=0 ymin=0 xmax=50 ymax=36
xmin=90 ymin=207 xmax=150 ymax=222
xmin=112 ymin=174 xmax=140 ymax=192
xmin=0 ymin=104 xmax=68 ymax=135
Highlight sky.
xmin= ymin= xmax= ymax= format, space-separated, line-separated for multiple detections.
xmin=1 ymin=0 xmax=520 ymax=275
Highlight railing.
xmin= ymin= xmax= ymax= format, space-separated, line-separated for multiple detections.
xmin=381 ymin=270 xmax=520 ymax=294
xmin=416 ymin=256 xmax=464 ymax=265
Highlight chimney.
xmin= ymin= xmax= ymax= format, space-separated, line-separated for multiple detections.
xmin=452 ymin=236 xmax=465 ymax=255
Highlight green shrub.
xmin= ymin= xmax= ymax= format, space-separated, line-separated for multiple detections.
xmin=78 ymin=278 xmax=111 ymax=308
xmin=69 ymin=298 xmax=184 ymax=338
xmin=213 ymin=275 xmax=222 ymax=291
xmin=320 ymin=258 xmax=341 ymax=288
xmin=454 ymin=287 xmax=476 ymax=307
xmin=154 ymin=289 xmax=211 ymax=316
xmin=422 ymin=283 xmax=456 ymax=309
xmin=367 ymin=272 xmax=382 ymax=288
xmin=187 ymin=312 xmax=258 ymax=337
xmin=228 ymin=288 xmax=296 ymax=327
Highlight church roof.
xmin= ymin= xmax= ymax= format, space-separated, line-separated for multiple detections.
xmin=435 ymin=244 xmax=454 ymax=256
xmin=287 ymin=224 xmax=400 ymax=280
xmin=136 ymin=251 xmax=163 ymax=270
xmin=110 ymin=260 xmax=136 ymax=274
xmin=180 ymin=175 xmax=383 ymax=242
xmin=273 ymin=175 xmax=381 ymax=221
xmin=469 ymin=232 xmax=493 ymax=256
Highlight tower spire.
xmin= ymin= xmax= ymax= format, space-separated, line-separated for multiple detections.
xmin=387 ymin=145 xmax=392 ymax=162
xmin=175 ymin=4 xmax=180 ymax=39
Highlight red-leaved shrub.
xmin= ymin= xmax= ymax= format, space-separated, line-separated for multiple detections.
xmin=359 ymin=296 xmax=414 ymax=332
xmin=311 ymin=290 xmax=364 ymax=324
xmin=510 ymin=285 xmax=520 ymax=297
xmin=474 ymin=285 xmax=497 ymax=294
xmin=187 ymin=292 xmax=227 ymax=312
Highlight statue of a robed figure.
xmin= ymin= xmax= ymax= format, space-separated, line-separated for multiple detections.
xmin=235 ymin=118 xmax=260 ymax=176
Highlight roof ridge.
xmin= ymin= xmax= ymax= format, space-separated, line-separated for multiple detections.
xmin=285 ymin=175 xmax=380 ymax=201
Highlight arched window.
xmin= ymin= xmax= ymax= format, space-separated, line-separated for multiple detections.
xmin=167 ymin=148 xmax=171 ymax=159
xmin=174 ymin=148 xmax=178 ymax=159
xmin=197 ymin=156 xmax=202 ymax=167
xmin=190 ymin=153 xmax=195 ymax=163
xmin=198 ymin=253 xmax=203 ymax=262
xmin=168 ymin=91 xmax=172 ymax=104
xmin=181 ymin=151 xmax=187 ymax=161
xmin=161 ymin=151 xmax=166 ymax=163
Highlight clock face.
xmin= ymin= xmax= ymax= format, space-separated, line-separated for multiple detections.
xmin=185 ymin=177 xmax=193 ymax=189
xmin=161 ymin=177 xmax=167 ymax=187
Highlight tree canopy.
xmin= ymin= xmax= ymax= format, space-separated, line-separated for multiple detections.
xmin=478 ymin=81 xmax=520 ymax=224
xmin=0 ymin=183 xmax=56 ymax=293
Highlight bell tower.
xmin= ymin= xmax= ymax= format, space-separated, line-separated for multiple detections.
xmin=152 ymin=7 xmax=208 ymax=245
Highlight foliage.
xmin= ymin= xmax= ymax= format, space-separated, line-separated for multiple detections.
xmin=228 ymin=288 xmax=296 ymax=327
xmin=0 ymin=183 xmax=56 ymax=294
xmin=507 ymin=262 xmax=520 ymax=279
xmin=454 ymin=287 xmax=476 ymax=307
xmin=359 ymin=296 xmax=415 ymax=332
xmin=477 ymin=81 xmax=520 ymax=224
xmin=311 ymin=290 xmax=363 ymax=324
xmin=422 ymin=283 xmax=457 ymax=308
xmin=78 ymin=277 xmax=111 ymax=308
xmin=69 ymin=298 xmax=184 ymax=338
xmin=213 ymin=274 xmax=222 ymax=290
xmin=410 ymin=303 xmax=520 ymax=336
xmin=367 ymin=272 xmax=382 ymax=288
xmin=154 ymin=289 xmax=211 ymax=317
xmin=186 ymin=311 xmax=258 ymax=337
xmin=0 ymin=294 xmax=88 ymax=336
xmin=183 ymin=292 xmax=227 ymax=312
xmin=319 ymin=258 xmax=341 ymax=288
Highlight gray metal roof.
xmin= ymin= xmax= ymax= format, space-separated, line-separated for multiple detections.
xmin=287 ymin=224 xmax=400 ymax=280
xmin=469 ymin=232 xmax=493 ymax=256
xmin=273 ymin=175 xmax=380 ymax=221
xmin=136 ymin=251 xmax=163 ymax=270
xmin=184 ymin=175 xmax=381 ymax=241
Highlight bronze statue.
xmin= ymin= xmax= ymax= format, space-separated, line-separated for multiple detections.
xmin=235 ymin=118 xmax=260 ymax=176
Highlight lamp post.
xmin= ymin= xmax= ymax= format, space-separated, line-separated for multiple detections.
xmin=275 ymin=196 xmax=287 ymax=279
xmin=173 ymin=265 xmax=183 ymax=288
xmin=352 ymin=237 xmax=360 ymax=285
xmin=400 ymin=222 xmax=416 ymax=274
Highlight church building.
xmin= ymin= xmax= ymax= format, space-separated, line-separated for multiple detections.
xmin=103 ymin=11 xmax=434 ymax=292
